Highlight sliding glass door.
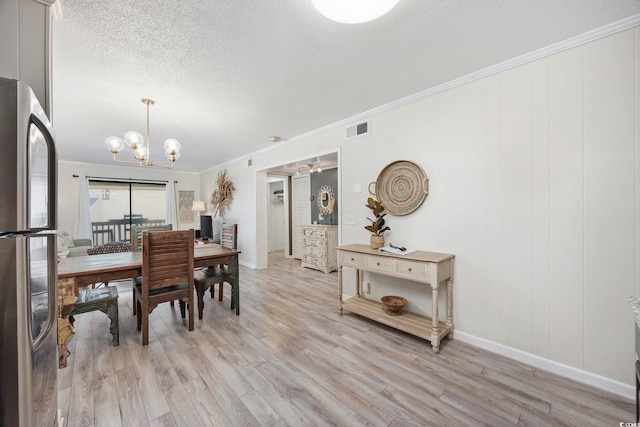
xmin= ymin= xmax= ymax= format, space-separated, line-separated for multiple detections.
xmin=88 ymin=180 xmax=167 ymax=244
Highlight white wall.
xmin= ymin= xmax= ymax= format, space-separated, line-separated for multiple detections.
xmin=199 ymin=27 xmax=640 ymax=392
xmin=57 ymin=161 xmax=201 ymax=234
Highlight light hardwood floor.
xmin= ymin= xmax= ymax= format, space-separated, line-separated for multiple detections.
xmin=58 ymin=251 xmax=634 ymax=426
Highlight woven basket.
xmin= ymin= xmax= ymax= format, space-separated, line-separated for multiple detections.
xmin=369 ymin=160 xmax=429 ymax=216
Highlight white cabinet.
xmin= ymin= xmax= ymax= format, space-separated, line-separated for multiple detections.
xmin=0 ymin=0 xmax=52 ymax=113
xmin=301 ymin=225 xmax=337 ymax=273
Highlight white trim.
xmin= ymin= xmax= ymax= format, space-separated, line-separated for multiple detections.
xmin=454 ymin=330 xmax=634 ymax=399
xmin=240 ymin=260 xmax=256 ymax=269
xmin=203 ymin=14 xmax=640 ymax=174
xmin=257 ymin=147 xmax=340 ymax=174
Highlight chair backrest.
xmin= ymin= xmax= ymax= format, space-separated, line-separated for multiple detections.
xmin=220 ymin=223 xmax=237 ymax=249
xmin=132 ymin=224 xmax=173 ymax=252
xmin=142 ymin=229 xmax=193 ymax=292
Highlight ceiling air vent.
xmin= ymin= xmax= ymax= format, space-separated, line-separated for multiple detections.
xmin=346 ymin=120 xmax=369 ymax=140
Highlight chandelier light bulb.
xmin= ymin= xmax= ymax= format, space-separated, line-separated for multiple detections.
xmin=134 ymin=146 xmax=147 ymax=161
xmin=310 ymin=0 xmax=399 ymax=24
xmin=163 ymin=138 xmax=181 ymax=155
xmin=124 ymin=131 xmax=144 ymax=149
xmin=105 ymin=136 xmax=124 ymax=153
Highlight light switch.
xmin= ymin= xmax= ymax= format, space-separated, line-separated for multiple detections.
xmin=354 ymin=183 xmax=362 ymax=193
xmin=345 ymin=215 xmax=356 ymax=225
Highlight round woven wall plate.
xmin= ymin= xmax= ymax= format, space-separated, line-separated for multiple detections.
xmin=373 ymin=160 xmax=429 ymax=216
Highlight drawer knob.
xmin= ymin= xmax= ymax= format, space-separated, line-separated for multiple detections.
xmin=376 ymin=262 xmax=380 ymax=266
xmin=408 ymin=268 xmax=412 ymax=272
xmin=351 ymin=258 xmax=355 ymax=261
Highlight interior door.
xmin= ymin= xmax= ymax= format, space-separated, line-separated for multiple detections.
xmin=292 ymin=174 xmax=310 ymax=260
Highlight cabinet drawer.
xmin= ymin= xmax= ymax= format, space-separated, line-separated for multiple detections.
xmin=303 ymin=237 xmax=327 ymax=248
xmin=304 ymin=245 xmax=326 ymax=258
xmin=366 ymin=255 xmax=395 ymax=273
xmin=341 ymin=251 xmax=364 ymax=268
xmin=396 ymin=260 xmax=428 ymax=281
xmin=303 ymin=255 xmax=324 ymax=267
xmin=303 ymin=227 xmax=327 ymax=237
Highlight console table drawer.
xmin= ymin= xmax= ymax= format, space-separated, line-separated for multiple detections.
xmin=396 ymin=259 xmax=428 ymax=281
xmin=341 ymin=251 xmax=364 ymax=268
xmin=366 ymin=255 xmax=395 ymax=273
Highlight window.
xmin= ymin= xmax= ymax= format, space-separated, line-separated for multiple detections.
xmin=88 ymin=180 xmax=166 ymax=244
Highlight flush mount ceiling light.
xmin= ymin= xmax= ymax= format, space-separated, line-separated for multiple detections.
xmin=105 ymin=98 xmax=181 ymax=169
xmin=310 ymin=0 xmax=399 ymax=24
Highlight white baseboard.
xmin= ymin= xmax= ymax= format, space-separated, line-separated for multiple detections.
xmin=240 ymin=260 xmax=256 ymax=269
xmin=454 ymin=330 xmax=634 ymax=400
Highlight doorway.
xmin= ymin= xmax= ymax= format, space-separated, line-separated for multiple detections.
xmin=255 ymin=150 xmax=340 ymax=269
xmin=267 ymin=179 xmax=286 ymax=254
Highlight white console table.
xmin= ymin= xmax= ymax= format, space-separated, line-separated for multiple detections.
xmin=336 ymin=244 xmax=455 ymax=353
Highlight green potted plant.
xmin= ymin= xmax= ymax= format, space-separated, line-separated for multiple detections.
xmin=365 ymin=197 xmax=390 ymax=249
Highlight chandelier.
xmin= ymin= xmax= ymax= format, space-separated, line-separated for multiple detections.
xmin=105 ymin=98 xmax=181 ymax=169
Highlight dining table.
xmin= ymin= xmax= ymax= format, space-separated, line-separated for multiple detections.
xmin=56 ymin=243 xmax=240 ymax=368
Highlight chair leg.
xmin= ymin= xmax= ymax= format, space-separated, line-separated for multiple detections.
xmin=188 ymin=295 xmax=194 ymax=332
xmin=196 ymin=284 xmax=205 ymax=320
xmin=132 ymin=291 xmax=137 ymax=315
xmin=142 ymin=309 xmax=149 ymax=346
xmin=219 ymin=283 xmax=224 ymax=301
xmin=136 ymin=300 xmax=142 ymax=331
xmin=179 ymin=300 xmax=186 ymax=318
xmin=106 ymin=301 xmax=119 ymax=346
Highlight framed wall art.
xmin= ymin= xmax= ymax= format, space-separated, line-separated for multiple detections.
xmin=178 ymin=190 xmax=195 ymax=223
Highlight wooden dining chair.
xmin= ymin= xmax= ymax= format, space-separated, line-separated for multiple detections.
xmin=133 ymin=229 xmax=194 ymax=345
xmin=131 ymin=224 xmax=173 ymax=315
xmin=215 ymin=223 xmax=237 ymax=302
xmin=131 ymin=224 xmax=173 ymax=252
xmin=193 ymin=224 xmax=237 ymax=317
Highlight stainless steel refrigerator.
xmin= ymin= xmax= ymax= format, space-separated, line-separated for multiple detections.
xmin=0 ymin=77 xmax=58 ymax=426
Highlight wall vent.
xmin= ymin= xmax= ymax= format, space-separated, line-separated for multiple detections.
xmin=346 ymin=120 xmax=369 ymax=139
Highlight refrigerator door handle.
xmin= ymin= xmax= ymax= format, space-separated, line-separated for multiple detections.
xmin=32 ymin=234 xmax=56 ymax=352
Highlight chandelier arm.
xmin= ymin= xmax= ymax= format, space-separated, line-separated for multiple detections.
xmin=112 ymin=153 xmax=145 ymax=166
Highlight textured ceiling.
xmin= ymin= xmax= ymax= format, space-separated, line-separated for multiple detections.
xmin=52 ymin=0 xmax=640 ymax=173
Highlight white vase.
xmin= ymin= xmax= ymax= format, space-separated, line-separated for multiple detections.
xmin=212 ymin=217 xmax=222 ymax=243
